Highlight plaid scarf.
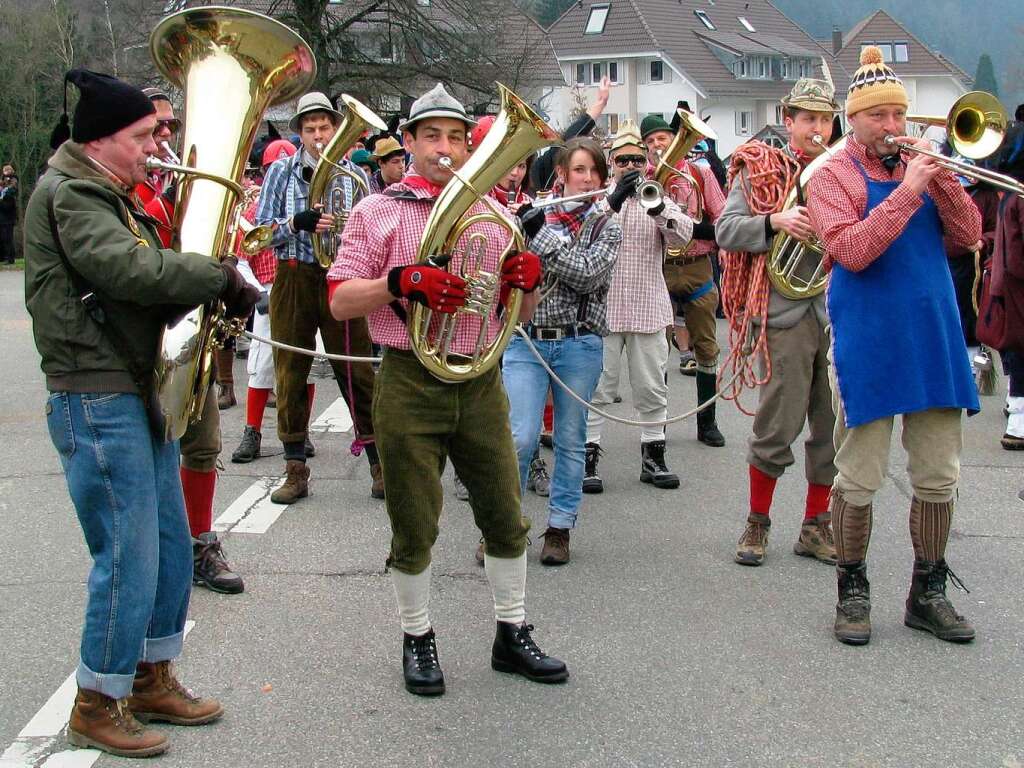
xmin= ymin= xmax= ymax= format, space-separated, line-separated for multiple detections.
xmin=544 ymin=198 xmax=596 ymax=242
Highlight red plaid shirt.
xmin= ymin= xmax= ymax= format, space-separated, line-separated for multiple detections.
xmin=327 ymin=181 xmax=508 ymax=354
xmin=235 ymin=195 xmax=276 ymax=284
xmin=808 ymin=136 xmax=981 ymax=272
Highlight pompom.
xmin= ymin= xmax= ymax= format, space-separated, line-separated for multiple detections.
xmin=859 ymin=45 xmax=884 ymax=66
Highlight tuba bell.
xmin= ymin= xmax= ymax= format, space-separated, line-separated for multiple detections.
xmin=150 ymin=6 xmax=315 ymax=441
xmin=409 ymin=83 xmax=560 ymax=382
xmin=308 ymin=95 xmax=388 ymax=269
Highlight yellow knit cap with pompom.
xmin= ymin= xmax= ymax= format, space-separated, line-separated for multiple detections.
xmin=846 ymin=43 xmax=908 ymax=116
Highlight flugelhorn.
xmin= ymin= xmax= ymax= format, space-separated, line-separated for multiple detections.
xmin=308 ymin=95 xmax=387 ymax=269
xmin=409 ymin=83 xmax=559 ymax=383
xmin=150 ymin=6 xmax=315 ymax=441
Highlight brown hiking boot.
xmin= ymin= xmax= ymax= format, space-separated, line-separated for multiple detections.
xmin=127 ymin=661 xmax=224 ymax=725
xmin=67 ymin=688 xmax=168 ymax=757
xmin=271 ymin=459 xmax=310 ymax=504
xmin=735 ymin=513 xmax=770 ymax=566
xmin=540 ymin=527 xmax=570 ymax=566
xmin=904 ymin=560 xmax=976 ymax=643
xmin=835 ymin=562 xmax=871 ymax=645
xmin=794 ymin=514 xmax=838 ymax=564
xmin=370 ymin=463 xmax=385 ymax=499
xmin=215 ymin=349 xmax=236 ymax=409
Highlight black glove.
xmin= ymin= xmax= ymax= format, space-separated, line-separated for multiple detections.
xmin=255 ymin=290 xmax=270 ymax=315
xmin=516 ymin=203 xmax=546 ymax=239
xmin=606 ymin=170 xmax=640 ymax=213
xmin=692 ymin=221 xmax=717 ymax=243
xmin=219 ymin=262 xmax=261 ymax=319
xmin=292 ymin=208 xmax=322 ymax=233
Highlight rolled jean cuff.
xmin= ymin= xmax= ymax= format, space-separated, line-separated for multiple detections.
xmin=547 ymin=506 xmax=577 ymax=530
xmin=76 ymin=662 xmax=136 ymax=700
xmin=142 ymin=630 xmax=184 ymax=663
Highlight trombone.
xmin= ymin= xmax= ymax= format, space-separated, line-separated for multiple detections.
xmin=884 ymin=90 xmax=1024 ymax=197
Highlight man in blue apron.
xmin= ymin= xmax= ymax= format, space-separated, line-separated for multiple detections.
xmin=808 ymin=46 xmax=983 ymax=646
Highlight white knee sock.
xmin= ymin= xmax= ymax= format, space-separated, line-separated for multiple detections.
xmin=484 ymin=552 xmax=526 ymax=626
xmin=1007 ymin=396 xmax=1024 ymax=438
xmin=391 ymin=565 xmax=431 ymax=636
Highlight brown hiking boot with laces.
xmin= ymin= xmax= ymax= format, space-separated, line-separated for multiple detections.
xmin=794 ymin=514 xmax=838 ymax=564
xmin=270 ymin=459 xmax=310 ymax=504
xmin=904 ymin=560 xmax=976 ymax=643
xmin=835 ymin=562 xmax=871 ymax=645
xmin=735 ymin=513 xmax=770 ymax=566
xmin=67 ymin=687 xmax=168 ymax=757
xmin=540 ymin=527 xmax=570 ymax=565
xmin=127 ymin=661 xmax=224 ymax=725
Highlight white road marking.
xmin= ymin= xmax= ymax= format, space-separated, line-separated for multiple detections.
xmin=0 ymin=622 xmax=196 ymax=768
xmin=213 ymin=398 xmax=351 ymax=535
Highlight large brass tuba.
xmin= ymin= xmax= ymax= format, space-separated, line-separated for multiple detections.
xmin=151 ymin=7 xmax=315 ymax=441
xmin=766 ymin=134 xmax=847 ymax=300
xmin=409 ymin=83 xmax=560 ymax=382
xmin=308 ymin=95 xmax=388 ymax=268
xmin=652 ymin=109 xmax=716 ymax=258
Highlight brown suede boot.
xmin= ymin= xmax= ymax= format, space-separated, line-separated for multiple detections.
xmin=540 ymin=527 xmax=570 ymax=565
xmin=370 ymin=463 xmax=385 ymax=499
xmin=67 ymin=687 xmax=168 ymax=757
xmin=735 ymin=513 xmax=770 ymax=566
xmin=127 ymin=661 xmax=224 ymax=725
xmin=215 ymin=348 xmax=236 ymax=410
xmin=793 ymin=514 xmax=838 ymax=564
xmin=270 ymin=459 xmax=310 ymax=504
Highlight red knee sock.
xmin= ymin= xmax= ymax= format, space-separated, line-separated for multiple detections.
xmin=180 ymin=467 xmax=216 ymax=538
xmin=749 ymin=465 xmax=778 ymax=517
xmin=543 ymin=401 xmax=553 ymax=433
xmin=306 ymin=383 xmax=316 ymax=421
xmin=805 ymin=483 xmax=831 ymax=521
xmin=246 ymin=387 xmax=270 ymax=429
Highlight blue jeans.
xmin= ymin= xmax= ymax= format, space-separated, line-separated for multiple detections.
xmin=502 ymin=333 xmax=604 ymax=529
xmin=46 ymin=392 xmax=192 ymax=699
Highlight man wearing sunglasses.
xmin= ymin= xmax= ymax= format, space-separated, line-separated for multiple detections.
xmin=135 ymin=88 xmax=180 ymax=210
xmin=582 ymin=121 xmax=694 ymax=493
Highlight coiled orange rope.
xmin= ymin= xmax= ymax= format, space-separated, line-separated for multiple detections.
xmin=718 ymin=143 xmax=801 ymax=414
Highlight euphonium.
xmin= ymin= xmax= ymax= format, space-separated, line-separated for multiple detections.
xmin=409 ymin=83 xmax=559 ymax=383
xmin=652 ymin=108 xmax=717 ymax=257
xmin=308 ymin=95 xmax=387 ymax=268
xmin=766 ymin=134 xmax=847 ymax=300
xmin=150 ymin=7 xmax=315 ymax=441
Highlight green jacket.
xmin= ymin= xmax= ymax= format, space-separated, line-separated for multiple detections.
xmin=24 ymin=141 xmax=226 ymax=392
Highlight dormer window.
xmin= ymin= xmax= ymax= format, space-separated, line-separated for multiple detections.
xmin=585 ymin=4 xmax=610 ymax=35
xmin=694 ymin=9 xmax=715 ymax=30
xmin=738 ymin=16 xmax=755 ymax=32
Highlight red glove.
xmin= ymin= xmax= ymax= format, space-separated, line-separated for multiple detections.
xmin=501 ymin=250 xmax=542 ymax=292
xmin=387 ymin=264 xmax=467 ymax=314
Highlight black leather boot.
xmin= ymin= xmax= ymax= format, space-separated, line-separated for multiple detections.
xmin=491 ymin=622 xmax=569 ymax=684
xmin=695 ymin=371 xmax=725 ymax=447
xmin=582 ymin=442 xmax=603 ymax=494
xmin=640 ymin=440 xmax=680 ymax=489
xmin=402 ymin=630 xmax=445 ymax=696
xmin=904 ymin=560 xmax=975 ymax=643
xmin=834 ymin=561 xmax=871 ymax=645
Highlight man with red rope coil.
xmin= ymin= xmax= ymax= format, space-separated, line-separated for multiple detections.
xmin=716 ymin=77 xmax=841 ymax=567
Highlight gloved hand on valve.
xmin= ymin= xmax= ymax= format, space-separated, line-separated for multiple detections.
xmin=388 ymin=262 xmax=467 ymax=314
xmin=607 ymin=170 xmax=641 ymax=213
xmin=501 ymin=250 xmax=542 ymax=292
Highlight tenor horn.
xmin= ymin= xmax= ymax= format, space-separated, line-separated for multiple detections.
xmin=308 ymin=95 xmax=388 ymax=268
xmin=409 ymin=83 xmax=559 ymax=382
xmin=151 ymin=6 xmax=315 ymax=441
xmin=654 ymin=109 xmax=716 ymax=258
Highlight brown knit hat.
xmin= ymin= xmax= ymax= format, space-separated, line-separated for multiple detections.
xmin=846 ymin=45 xmax=908 ymax=117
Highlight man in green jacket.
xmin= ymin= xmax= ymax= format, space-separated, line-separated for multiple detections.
xmin=24 ymin=69 xmax=258 ymax=758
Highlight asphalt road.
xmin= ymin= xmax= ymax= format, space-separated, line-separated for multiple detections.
xmin=0 ymin=270 xmax=1020 ymax=767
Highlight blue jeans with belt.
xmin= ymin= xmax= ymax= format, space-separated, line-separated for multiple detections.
xmin=46 ymin=392 xmax=192 ymax=699
xmin=502 ymin=332 xmax=604 ymax=529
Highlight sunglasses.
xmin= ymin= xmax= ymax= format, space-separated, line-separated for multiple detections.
xmin=154 ymin=118 xmax=181 ymax=135
xmin=614 ymin=155 xmax=646 ymax=168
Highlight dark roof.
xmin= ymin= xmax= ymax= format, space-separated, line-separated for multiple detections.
xmin=837 ymin=9 xmax=971 ymax=86
xmin=547 ymin=0 xmax=840 ymax=99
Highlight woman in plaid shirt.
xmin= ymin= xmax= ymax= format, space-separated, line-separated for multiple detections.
xmin=504 ymin=137 xmax=623 ymax=566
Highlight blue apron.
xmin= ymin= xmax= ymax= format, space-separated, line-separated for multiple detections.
xmin=827 ymin=161 xmax=979 ymax=428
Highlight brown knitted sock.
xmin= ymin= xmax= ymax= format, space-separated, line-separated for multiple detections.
xmin=909 ymin=497 xmax=953 ymax=562
xmin=832 ymin=491 xmax=873 ymax=565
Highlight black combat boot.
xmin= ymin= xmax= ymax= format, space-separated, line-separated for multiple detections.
xmin=904 ymin=560 xmax=976 ymax=643
xmin=582 ymin=442 xmax=603 ymax=494
xmin=640 ymin=440 xmax=680 ymax=489
xmin=695 ymin=371 xmax=725 ymax=447
xmin=834 ymin=561 xmax=871 ymax=645
xmin=491 ymin=622 xmax=569 ymax=683
xmin=402 ymin=629 xmax=445 ymax=696
xmin=230 ymin=426 xmax=261 ymax=463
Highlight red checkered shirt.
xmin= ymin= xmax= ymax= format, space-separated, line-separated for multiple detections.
xmin=236 ymin=195 xmax=276 ymax=285
xmin=327 ymin=181 xmax=507 ymax=354
xmin=598 ymin=193 xmax=692 ymax=333
xmin=808 ymin=136 xmax=982 ymax=272
xmin=654 ymin=160 xmax=725 ymax=257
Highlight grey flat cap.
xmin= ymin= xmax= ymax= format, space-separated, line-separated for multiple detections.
xmin=398 ymin=83 xmax=476 ymax=132
xmin=289 ymin=91 xmax=344 ymax=132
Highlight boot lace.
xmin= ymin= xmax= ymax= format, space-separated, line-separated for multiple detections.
xmin=513 ymin=624 xmax=549 ymax=661
xmin=529 ymin=458 xmax=550 ymax=484
xmin=158 ymin=662 xmax=200 ymax=702
xmin=409 ymin=634 xmax=440 ymax=672
xmin=739 ymin=520 xmax=767 ymax=548
xmin=644 ymin=443 xmax=669 ymax=472
xmin=584 ymin=444 xmax=602 ymax=475
xmin=110 ymin=698 xmax=144 ymax=734
xmin=840 ymin=568 xmax=870 ymax=620
xmin=924 ymin=562 xmax=970 ymax=622
xmin=196 ymin=538 xmax=233 ymax=576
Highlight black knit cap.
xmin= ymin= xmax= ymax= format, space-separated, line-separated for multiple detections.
xmin=49 ymin=68 xmax=155 ymax=150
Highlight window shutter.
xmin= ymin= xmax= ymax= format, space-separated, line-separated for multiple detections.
xmin=664 ymin=66 xmax=673 ymax=83
xmin=638 ymin=61 xmax=648 ymax=85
